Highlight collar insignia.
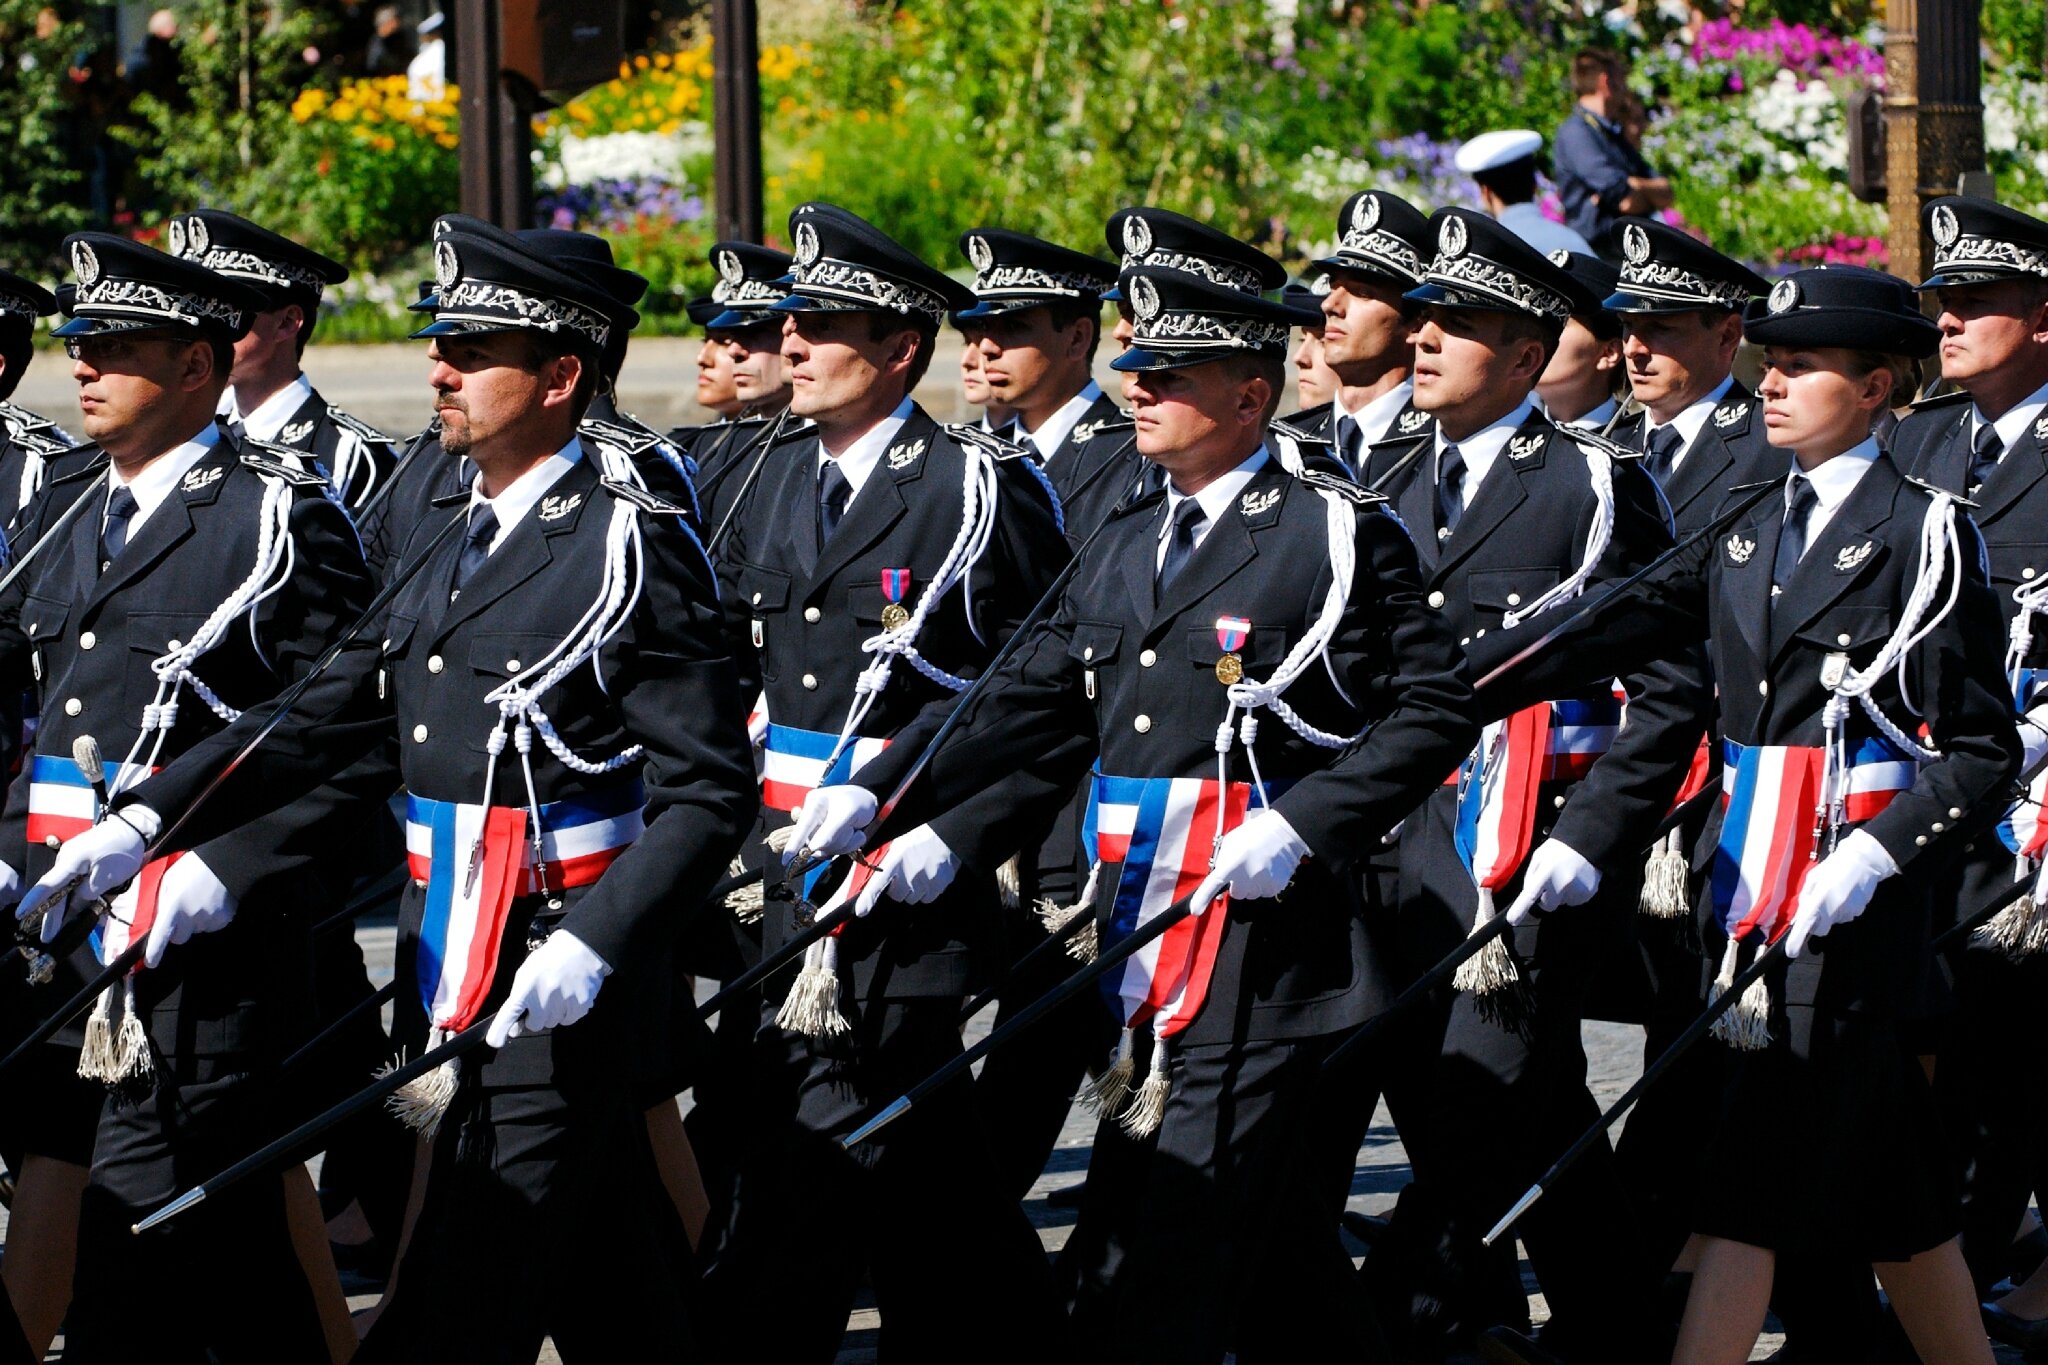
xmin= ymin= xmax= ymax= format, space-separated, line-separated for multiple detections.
xmin=2035 ymin=414 xmax=2048 ymax=444
xmin=886 ymin=437 xmax=927 ymax=470
xmin=1397 ymin=408 xmax=1431 ymax=435
xmin=1725 ymin=534 xmax=1755 ymax=565
xmin=1834 ymin=540 xmax=1874 ymax=572
xmin=1713 ymin=402 xmax=1747 ymax=429
xmin=279 ymin=419 xmax=315 ymax=445
xmin=1071 ymin=419 xmax=1102 ymax=444
xmin=538 ymin=492 xmax=582 ymax=522
xmin=1507 ymin=433 xmax=1543 ymax=461
xmin=182 ymin=464 xmax=225 ymax=492
xmin=1240 ymin=486 xmax=1282 ymax=517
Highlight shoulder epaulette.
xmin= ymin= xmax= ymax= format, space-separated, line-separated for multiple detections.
xmin=1072 ymin=414 xmax=1135 ymax=443
xmin=1902 ymin=471 xmax=1975 ymax=507
xmin=1908 ymin=388 xmax=1971 ymax=411
xmin=1108 ymin=485 xmax=1168 ymax=520
xmin=1728 ymin=476 xmax=1780 ymax=494
xmin=946 ymin=422 xmax=1032 ymax=460
xmin=1270 ymin=416 xmax=1324 ymax=445
xmin=1298 ymin=467 xmax=1382 ymax=506
xmin=599 ymin=476 xmax=689 ymax=516
xmin=1563 ymin=426 xmax=1640 ymax=461
xmin=47 ymin=448 xmax=109 ymax=486
xmin=581 ymin=416 xmax=660 ymax=456
xmin=241 ymin=445 xmax=330 ymax=487
xmin=765 ymin=416 xmax=815 ymax=447
xmin=326 ymin=405 xmax=390 ymax=443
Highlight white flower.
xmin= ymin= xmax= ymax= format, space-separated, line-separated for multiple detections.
xmin=540 ymin=126 xmax=710 ymax=189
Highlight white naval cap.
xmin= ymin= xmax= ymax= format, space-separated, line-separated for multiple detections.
xmin=1454 ymin=129 xmax=1544 ymax=175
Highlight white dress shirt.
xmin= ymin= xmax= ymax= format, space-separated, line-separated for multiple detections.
xmin=110 ymin=424 xmax=221 ymax=544
xmin=1022 ymin=381 xmax=1104 ymax=464
xmin=1562 ymin=396 xmax=1619 ymax=431
xmin=1334 ymin=378 xmax=1417 ymax=451
xmin=220 ymin=374 xmax=314 ymax=441
xmin=1436 ymin=399 xmax=1536 ymax=517
xmin=1156 ymin=446 xmax=1270 ymax=572
xmin=1643 ymin=373 xmax=1736 ymax=470
xmin=1786 ymin=435 xmax=1881 ymax=556
xmin=467 ymin=436 xmax=583 ymax=554
xmin=1973 ymin=377 xmax=2048 ymax=460
xmin=818 ymin=396 xmax=914 ymax=501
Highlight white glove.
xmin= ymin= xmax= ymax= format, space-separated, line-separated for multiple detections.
xmin=1189 ymin=810 xmax=1310 ymax=916
xmin=143 ymin=855 xmax=237 ymax=968
xmin=1784 ymin=828 xmax=1898 ymax=959
xmin=1504 ymin=839 xmax=1603 ymax=926
xmin=485 ymin=930 xmax=612 ymax=1047
xmin=16 ymin=810 xmax=154 ymax=944
xmin=2019 ymin=709 xmax=2048 ymax=775
xmin=851 ymin=825 xmax=958 ymax=916
xmin=784 ymin=785 xmax=879 ymax=864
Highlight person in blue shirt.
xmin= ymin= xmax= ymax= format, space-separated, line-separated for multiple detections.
xmin=1553 ymin=48 xmax=1674 ymax=251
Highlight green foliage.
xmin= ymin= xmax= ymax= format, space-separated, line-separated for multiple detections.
xmin=0 ymin=1 xmax=90 ymax=269
xmin=1985 ymin=0 xmax=2048 ymax=70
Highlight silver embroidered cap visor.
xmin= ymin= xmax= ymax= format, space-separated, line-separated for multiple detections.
xmin=1110 ymin=313 xmax=1298 ymax=373
xmin=1406 ymin=249 xmax=1571 ymax=322
xmin=773 ymin=258 xmax=948 ymax=325
xmin=956 ymin=266 xmax=1107 ymax=319
xmin=53 ymin=282 xmax=248 ymax=337
xmin=1917 ymin=234 xmax=2048 ymax=291
xmin=707 ymin=272 xmax=792 ymax=330
xmin=410 ymin=279 xmax=613 ymax=353
xmin=1604 ymin=263 xmax=1755 ymax=313
xmin=1309 ymin=233 xmax=1424 ymax=287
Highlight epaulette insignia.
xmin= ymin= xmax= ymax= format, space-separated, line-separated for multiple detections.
xmin=1907 ymin=388 xmax=1971 ymax=411
xmin=538 ymin=492 xmax=583 ymax=522
xmin=1564 ymin=427 xmax=1635 ymax=461
xmin=1712 ymin=401 xmax=1748 ymax=430
xmin=580 ymin=417 xmax=659 ymax=455
xmin=1074 ymin=416 xmax=1134 ymax=445
xmin=279 ymin=419 xmax=316 ymax=445
xmin=1903 ymin=472 xmax=1976 ymax=507
xmin=240 ymin=446 xmax=328 ymax=487
xmin=328 ymin=407 xmax=390 ymax=442
xmin=600 ymin=477 xmax=688 ymax=516
xmin=1270 ymin=417 xmax=1319 ymax=444
xmin=945 ymin=424 xmax=1028 ymax=461
xmin=182 ymin=464 xmax=226 ymax=492
xmin=1396 ymin=407 xmax=1432 ymax=435
xmin=1834 ymin=541 xmax=1875 ymax=573
xmin=1507 ymin=433 xmax=1545 ymax=461
xmin=1240 ymin=486 xmax=1283 ymax=517
xmin=887 ymin=436 xmax=930 ymax=469
xmin=1299 ymin=468 xmax=1381 ymax=505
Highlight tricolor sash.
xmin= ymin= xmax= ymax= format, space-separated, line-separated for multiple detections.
xmin=406 ymin=780 xmax=644 ymax=1032
xmin=27 ymin=754 xmax=183 ymax=970
xmin=1997 ymin=668 xmax=2048 ymax=861
xmin=1710 ymin=738 xmax=1916 ymax=939
xmin=1454 ymin=704 xmax=1553 ymax=895
xmin=759 ymin=723 xmax=890 ymax=814
xmin=1086 ymin=772 xmax=1251 ymax=1040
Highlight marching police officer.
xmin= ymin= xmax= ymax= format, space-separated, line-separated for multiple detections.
xmin=0 ymin=270 xmax=77 ymax=539
xmin=686 ymin=240 xmax=795 ymax=534
xmin=171 ymin=209 xmax=399 ymax=511
xmin=1536 ymin=251 xmax=1627 ymax=431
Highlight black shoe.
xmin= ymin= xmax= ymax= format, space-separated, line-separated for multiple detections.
xmin=1984 ymin=1300 xmax=2048 ymax=1349
xmin=1044 ymin=1179 xmax=1086 ymax=1208
xmin=1340 ymin=1209 xmax=1389 ymax=1248
xmin=1476 ymin=1326 xmax=1565 ymax=1365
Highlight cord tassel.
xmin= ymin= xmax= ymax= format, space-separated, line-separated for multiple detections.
xmin=1973 ymin=882 xmax=2048 ymax=960
xmin=108 ymin=977 xmax=151 ymax=1082
xmin=1639 ymin=828 xmax=1691 ymax=919
xmin=78 ymin=986 xmax=115 ymax=1082
xmin=1707 ymin=936 xmax=1773 ymax=1051
xmin=724 ymin=853 xmax=764 ymax=925
xmin=1119 ymin=1035 xmax=1171 ymax=1138
xmin=775 ymin=937 xmax=850 ymax=1038
xmin=386 ymin=1031 xmax=461 ymax=1136
xmin=1078 ymin=1027 xmax=1136 ymax=1118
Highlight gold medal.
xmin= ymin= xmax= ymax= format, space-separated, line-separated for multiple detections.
xmin=881 ymin=603 xmax=910 ymax=630
xmin=1215 ymin=652 xmax=1243 ymax=685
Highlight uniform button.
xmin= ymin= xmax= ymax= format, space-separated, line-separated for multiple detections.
xmin=1083 ymin=646 xmax=1094 ymax=661
xmin=752 ymin=591 xmax=762 ymax=605
xmin=802 ymin=673 xmax=817 ymax=691
xmin=1460 ymin=637 xmax=1471 ymax=647
xmin=1134 ymin=714 xmax=1152 ymax=733
xmin=381 ymin=638 xmax=391 ymax=651
xmin=1475 ymin=628 xmax=1486 ymax=637
xmin=168 ymin=639 xmax=182 ymax=651
xmin=412 ymin=724 xmax=429 ymax=743
xmin=427 ymin=655 xmax=444 ymax=674
xmin=804 ymin=607 xmax=821 ymax=623
xmin=1427 ymin=591 xmax=1446 ymax=609
xmin=1931 ymin=821 xmax=1945 ymax=833
xmin=44 ymin=834 xmax=60 ymax=849
xmin=78 ymin=631 xmax=95 ymax=650
xmin=1950 ymin=807 xmax=1964 ymax=819
xmin=2026 ymin=568 xmax=2038 ymax=580
xmin=1915 ymin=835 xmax=1928 ymax=846
xmin=1836 ymin=633 xmax=1851 ymax=646
xmin=507 ymin=659 xmax=521 ymax=672
xmin=62 ymin=698 xmax=80 ymax=716
xmin=1758 ymin=680 xmax=1769 ymax=696
xmin=1139 ymin=649 xmax=1157 ymax=667
xmin=1506 ymin=592 xmax=1522 ymax=607
xmin=1553 ymin=794 xmax=1567 ymax=808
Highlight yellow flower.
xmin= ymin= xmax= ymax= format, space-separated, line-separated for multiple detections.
xmin=371 ymin=134 xmax=396 ymax=152
xmin=653 ymin=51 xmax=671 ymax=69
xmin=435 ymin=133 xmax=458 ymax=150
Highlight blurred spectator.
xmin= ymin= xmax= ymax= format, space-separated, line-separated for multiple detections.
xmin=1454 ymin=128 xmax=1592 ymax=258
xmin=364 ymin=4 xmax=413 ymax=76
xmin=407 ymin=10 xmax=443 ymax=100
xmin=125 ymin=9 xmax=183 ymax=107
xmin=1553 ymin=48 xmax=1673 ymax=252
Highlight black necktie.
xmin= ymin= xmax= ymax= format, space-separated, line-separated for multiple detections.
xmin=100 ymin=486 xmax=137 ymax=569
xmin=1156 ymin=498 xmax=1205 ymax=599
xmin=1772 ymin=476 xmax=1817 ymax=601
xmin=1333 ymin=414 xmax=1362 ymax=475
xmin=1646 ymin=424 xmax=1683 ymax=484
xmin=1969 ymin=422 xmax=2004 ymax=495
xmin=817 ymin=461 xmax=852 ymax=548
xmin=453 ymin=503 xmax=497 ymax=595
xmin=1436 ymin=443 xmax=1466 ymax=538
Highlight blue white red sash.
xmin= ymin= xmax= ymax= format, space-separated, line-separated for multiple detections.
xmin=1454 ymin=705 xmax=1553 ymax=894
xmin=406 ymin=780 xmax=644 ymax=1032
xmin=1710 ymin=739 xmax=1916 ymax=939
xmin=27 ymin=755 xmax=185 ymax=970
xmin=1998 ymin=668 xmax=2048 ymax=861
xmin=1085 ymin=773 xmax=1251 ymax=1040
xmin=759 ymin=723 xmax=890 ymax=814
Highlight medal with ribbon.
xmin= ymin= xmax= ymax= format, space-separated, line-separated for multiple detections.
xmin=880 ymin=568 xmax=912 ymax=631
xmin=1214 ymin=615 xmax=1250 ymax=686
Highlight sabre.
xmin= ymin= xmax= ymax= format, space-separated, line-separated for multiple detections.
xmin=956 ymin=901 xmax=1094 ymax=1027
xmin=350 ymin=417 xmax=442 ymax=531
xmin=0 ymin=467 xmax=110 ymax=600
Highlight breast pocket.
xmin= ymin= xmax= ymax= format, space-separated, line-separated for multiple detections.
xmin=464 ymin=632 xmax=568 ymax=751
xmin=737 ymin=562 xmax=791 ymax=677
xmin=1466 ymin=567 xmax=1562 ymax=627
xmin=1182 ymin=623 xmax=1291 ymax=675
xmin=1070 ymin=621 xmax=1123 ymax=702
xmin=21 ymin=595 xmax=67 ymax=686
xmin=124 ymin=611 xmax=210 ymax=713
xmin=1795 ymin=604 xmax=1893 ymax=669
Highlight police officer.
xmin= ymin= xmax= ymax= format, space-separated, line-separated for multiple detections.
xmin=1536 ymin=251 xmax=1626 ymax=431
xmin=705 ymin=202 xmax=1070 ymax=1360
xmin=1286 ymin=278 xmax=1342 ymax=414
xmin=790 ymin=263 xmax=1476 ymax=1363
xmin=685 ymin=241 xmax=795 ymax=533
xmin=0 ymin=270 xmax=77 ymax=538
xmin=6 ymin=232 xmax=375 ymax=1362
xmin=1286 ymin=191 xmax=1437 ymax=481
xmin=1889 ymin=195 xmax=2048 ymax=1315
xmin=1377 ymin=208 xmax=1705 ymax=1360
xmin=171 ymin=209 xmax=399 ymax=512
xmin=38 ymin=216 xmax=759 ymax=1361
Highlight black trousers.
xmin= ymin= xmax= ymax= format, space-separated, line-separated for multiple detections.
xmin=357 ymin=1064 xmax=695 ymax=1363
xmin=64 ymin=1068 xmax=326 ymax=1365
xmin=1059 ymin=1033 xmax=1386 ymax=1365
xmin=706 ymin=995 xmax=1065 ymax=1362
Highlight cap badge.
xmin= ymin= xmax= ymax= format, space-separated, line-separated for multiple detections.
xmin=1439 ymin=214 xmax=1468 ymax=260
xmin=1129 ymin=273 xmax=1162 ymax=322
xmin=1713 ymin=402 xmax=1747 ymax=430
xmin=188 ymin=216 xmax=209 ymax=257
xmin=1397 ymin=408 xmax=1431 ymax=435
xmin=1767 ymin=277 xmax=1799 ymax=314
xmin=71 ymin=240 xmax=100 ymax=287
xmin=1932 ymin=204 xmax=1960 ymax=249
xmin=1309 ymin=272 xmax=1333 ymax=296
xmin=717 ymin=249 xmax=743 ymax=285
xmin=167 ymin=218 xmax=186 ymax=259
xmin=432 ymin=217 xmax=455 ymax=240
xmin=1548 ymin=247 xmax=1572 ymax=267
xmin=1122 ymin=214 xmax=1154 ymax=261
xmin=1351 ymin=194 xmax=1381 ymax=235
xmin=1834 ymin=540 xmax=1875 ymax=573
xmin=966 ymin=234 xmax=994 ymax=273
xmin=1622 ymin=222 xmax=1652 ymax=266
xmin=434 ymin=239 xmax=460 ymax=290
xmin=1507 ymin=433 xmax=1543 ymax=461
xmin=885 ymin=437 xmax=926 ymax=470
xmin=1240 ymin=487 xmax=1282 ymax=517
xmin=279 ymin=419 xmax=315 ymax=445
xmin=538 ymin=492 xmax=582 ymax=522
xmin=182 ymin=464 xmax=225 ymax=493
xmin=1725 ymin=534 xmax=1755 ymax=565
xmin=794 ymin=221 xmax=820 ymax=268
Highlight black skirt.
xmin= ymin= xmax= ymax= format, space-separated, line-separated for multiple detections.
xmin=1690 ymin=1002 xmax=1960 ymax=1261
